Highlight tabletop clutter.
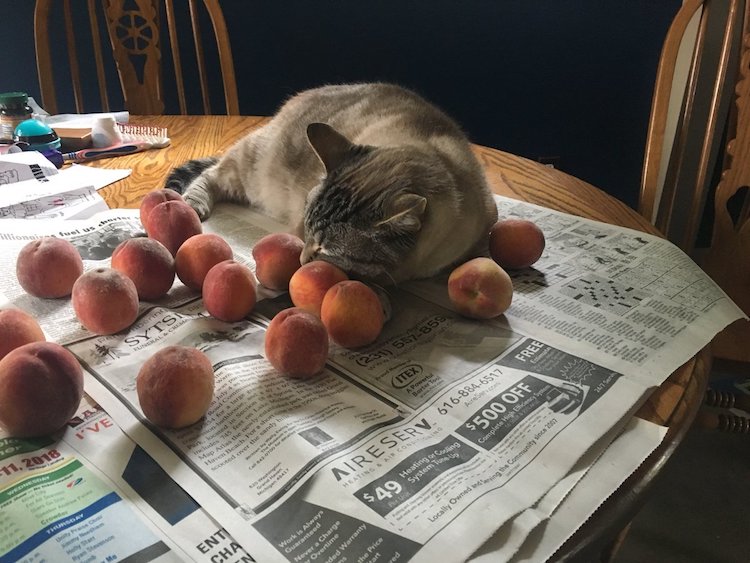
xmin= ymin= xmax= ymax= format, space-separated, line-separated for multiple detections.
xmin=0 ymin=91 xmax=170 ymax=166
xmin=0 ymin=108 xmax=747 ymax=562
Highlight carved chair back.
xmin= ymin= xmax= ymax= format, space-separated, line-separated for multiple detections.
xmin=34 ymin=0 xmax=239 ymax=115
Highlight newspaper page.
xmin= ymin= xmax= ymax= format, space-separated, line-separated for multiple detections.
xmin=0 ymin=196 xmax=744 ymax=562
xmin=409 ymin=196 xmax=745 ymax=387
xmin=0 ymin=205 xmax=282 ymax=344
xmin=68 ymin=287 xmax=650 ymax=562
xmin=0 ymin=395 xmax=254 ymax=562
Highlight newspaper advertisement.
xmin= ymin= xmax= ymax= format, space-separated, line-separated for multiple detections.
xmin=0 ymin=396 xmax=254 ymax=562
xmin=69 ymin=287 xmax=651 ymax=562
xmin=0 ymin=195 xmax=744 ymax=561
xmin=0 ymin=389 xmax=663 ymax=563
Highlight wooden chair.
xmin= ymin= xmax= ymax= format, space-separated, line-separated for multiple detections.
xmin=33 ymin=0 xmax=239 ymax=115
xmin=638 ymin=0 xmax=745 ymax=253
xmin=639 ymin=0 xmax=750 ymax=432
xmin=602 ymin=14 xmax=750 ymax=563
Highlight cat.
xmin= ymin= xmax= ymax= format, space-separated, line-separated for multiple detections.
xmin=166 ymin=82 xmax=498 ymax=285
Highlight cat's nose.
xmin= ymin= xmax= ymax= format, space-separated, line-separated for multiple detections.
xmin=300 ymin=243 xmax=318 ymax=264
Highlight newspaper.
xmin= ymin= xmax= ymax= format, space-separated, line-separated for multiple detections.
xmin=471 ymin=417 xmax=667 ymax=562
xmin=408 ymin=198 xmax=743 ymax=387
xmin=0 ymin=392 xmax=662 ymax=563
xmin=0 ymin=195 xmax=744 ymax=562
xmin=0 ymin=395 xmax=254 ymax=562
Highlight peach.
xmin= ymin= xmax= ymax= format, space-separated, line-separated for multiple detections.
xmin=321 ymin=281 xmax=384 ymax=348
xmin=136 ymin=346 xmax=214 ymax=429
xmin=175 ymin=233 xmax=233 ymax=291
xmin=72 ymin=267 xmax=139 ymax=335
xmin=203 ymin=260 xmax=257 ymax=322
xmin=139 ymin=188 xmax=183 ymax=232
xmin=289 ymin=261 xmax=348 ymax=316
xmin=0 ymin=308 xmax=46 ymax=361
xmin=489 ymin=218 xmax=546 ymax=270
xmin=264 ymin=307 xmax=329 ymax=379
xmin=111 ymin=237 xmax=176 ymax=300
xmin=16 ymin=237 xmax=83 ymax=298
xmin=252 ymin=232 xmax=304 ymax=290
xmin=447 ymin=257 xmax=513 ymax=319
xmin=145 ymin=200 xmax=203 ymax=256
xmin=0 ymin=342 xmax=83 ymax=438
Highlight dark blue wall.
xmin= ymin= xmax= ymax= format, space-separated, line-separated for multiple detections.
xmin=2 ymin=1 xmax=680 ymax=209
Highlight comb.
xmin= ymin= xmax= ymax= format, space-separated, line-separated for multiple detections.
xmin=117 ymin=122 xmax=171 ymax=148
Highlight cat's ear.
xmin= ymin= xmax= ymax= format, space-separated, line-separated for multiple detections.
xmin=307 ymin=123 xmax=354 ymax=172
xmin=378 ymin=193 xmax=427 ymax=232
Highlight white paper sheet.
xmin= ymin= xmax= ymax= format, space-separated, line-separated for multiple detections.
xmin=0 ymin=153 xmax=128 ymax=219
xmin=0 ymin=186 xmax=109 ymax=220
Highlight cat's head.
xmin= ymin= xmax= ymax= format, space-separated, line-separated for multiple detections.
xmin=301 ymin=123 xmax=432 ymax=283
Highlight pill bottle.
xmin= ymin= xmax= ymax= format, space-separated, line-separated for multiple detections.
xmin=0 ymin=92 xmax=33 ymax=143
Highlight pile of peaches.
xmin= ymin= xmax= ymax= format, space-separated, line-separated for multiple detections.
xmin=0 ymin=187 xmax=545 ymax=438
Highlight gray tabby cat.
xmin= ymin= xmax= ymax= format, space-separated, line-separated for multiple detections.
xmin=168 ymin=83 xmax=498 ymax=284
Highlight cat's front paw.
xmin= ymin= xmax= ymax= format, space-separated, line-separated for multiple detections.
xmin=183 ymin=192 xmax=212 ymax=221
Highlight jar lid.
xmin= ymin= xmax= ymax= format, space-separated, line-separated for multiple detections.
xmin=0 ymin=92 xmax=29 ymax=105
xmin=13 ymin=118 xmax=61 ymax=151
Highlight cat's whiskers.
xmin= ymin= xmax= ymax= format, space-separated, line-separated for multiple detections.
xmin=381 ymin=271 xmax=398 ymax=287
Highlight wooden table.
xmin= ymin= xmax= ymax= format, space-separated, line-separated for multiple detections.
xmin=89 ymin=115 xmax=710 ymax=562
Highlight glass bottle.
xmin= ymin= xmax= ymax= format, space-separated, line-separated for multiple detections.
xmin=0 ymin=92 xmax=33 ymax=143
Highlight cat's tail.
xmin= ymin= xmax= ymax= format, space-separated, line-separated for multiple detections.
xmin=164 ymin=157 xmax=219 ymax=194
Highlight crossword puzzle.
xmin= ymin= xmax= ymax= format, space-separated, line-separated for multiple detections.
xmin=559 ymin=275 xmax=649 ymax=315
xmin=511 ymin=262 xmax=576 ymax=294
xmin=511 ymin=268 xmax=547 ymax=294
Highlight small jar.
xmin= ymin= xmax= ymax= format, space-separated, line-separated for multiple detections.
xmin=0 ymin=92 xmax=33 ymax=143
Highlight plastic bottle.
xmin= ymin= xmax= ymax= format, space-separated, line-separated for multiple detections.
xmin=0 ymin=92 xmax=33 ymax=143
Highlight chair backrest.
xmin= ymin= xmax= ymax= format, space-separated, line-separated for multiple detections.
xmin=638 ymin=0 xmax=745 ymax=252
xmin=702 ymin=27 xmax=750 ymax=361
xmin=33 ymin=0 xmax=239 ymax=115
xmin=640 ymin=0 xmax=750 ymax=361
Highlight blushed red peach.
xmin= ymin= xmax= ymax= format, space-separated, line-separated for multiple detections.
xmin=72 ymin=267 xmax=139 ymax=335
xmin=447 ymin=257 xmax=513 ymax=319
xmin=139 ymin=188 xmax=183 ymax=232
xmin=111 ymin=237 xmax=176 ymax=300
xmin=16 ymin=237 xmax=83 ymax=298
xmin=0 ymin=342 xmax=83 ymax=438
xmin=175 ymin=233 xmax=233 ymax=291
xmin=145 ymin=200 xmax=203 ymax=256
xmin=289 ymin=261 xmax=348 ymax=316
xmin=264 ymin=307 xmax=329 ymax=379
xmin=136 ymin=346 xmax=215 ymax=429
xmin=321 ymin=281 xmax=384 ymax=348
xmin=0 ymin=308 xmax=46 ymax=361
xmin=489 ymin=219 xmax=546 ymax=270
xmin=251 ymin=232 xmax=304 ymax=290
xmin=202 ymin=260 xmax=257 ymax=322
